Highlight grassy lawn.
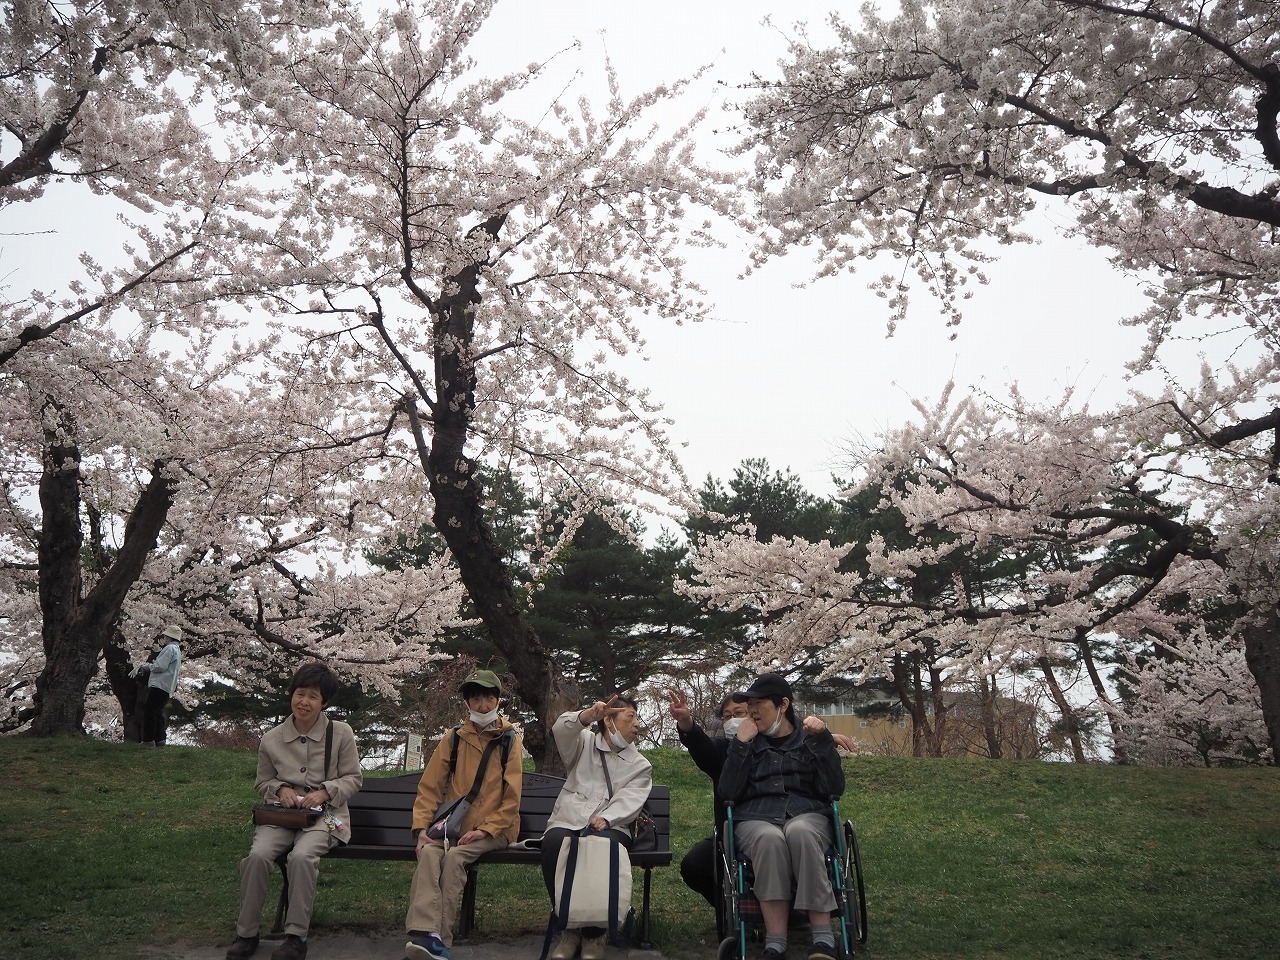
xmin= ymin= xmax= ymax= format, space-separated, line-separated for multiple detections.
xmin=3 ymin=736 xmax=1277 ymax=960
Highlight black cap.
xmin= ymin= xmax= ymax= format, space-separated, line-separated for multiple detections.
xmin=740 ymin=672 xmax=793 ymax=701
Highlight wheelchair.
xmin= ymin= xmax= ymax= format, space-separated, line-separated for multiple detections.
xmin=716 ymin=801 xmax=867 ymax=960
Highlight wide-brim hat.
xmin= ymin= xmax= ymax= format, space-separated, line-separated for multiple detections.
xmin=460 ymin=668 xmax=502 ymax=695
xmin=740 ymin=672 xmax=792 ymax=702
xmin=162 ymin=625 xmax=182 ymax=641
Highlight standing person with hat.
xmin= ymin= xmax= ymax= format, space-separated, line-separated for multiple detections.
xmin=719 ymin=672 xmax=846 ymax=960
xmin=131 ymin=625 xmax=183 ymax=746
xmin=402 ymin=669 xmax=523 ymax=960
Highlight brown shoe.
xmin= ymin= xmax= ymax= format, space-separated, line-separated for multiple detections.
xmin=224 ymin=936 xmax=259 ymax=960
xmin=579 ymin=932 xmax=607 ymax=960
xmin=270 ymin=935 xmax=307 ymax=960
xmin=549 ymin=929 xmax=582 ymax=960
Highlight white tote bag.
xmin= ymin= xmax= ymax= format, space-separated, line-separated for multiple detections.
xmin=553 ymin=831 xmax=632 ymax=930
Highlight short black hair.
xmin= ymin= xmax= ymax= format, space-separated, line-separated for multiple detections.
xmin=289 ymin=661 xmax=338 ymax=705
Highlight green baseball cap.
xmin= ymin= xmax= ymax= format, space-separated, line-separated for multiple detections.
xmin=460 ymin=669 xmax=502 ymax=695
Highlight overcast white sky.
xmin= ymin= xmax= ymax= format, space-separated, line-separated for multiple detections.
xmin=466 ymin=0 xmax=1155 ymax=502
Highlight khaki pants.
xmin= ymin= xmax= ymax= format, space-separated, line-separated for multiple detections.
xmin=237 ymin=824 xmax=337 ymax=938
xmin=405 ymin=835 xmax=508 ymax=945
xmin=734 ymin=813 xmax=836 ymax=913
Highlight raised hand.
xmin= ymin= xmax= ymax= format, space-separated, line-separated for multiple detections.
xmin=667 ymin=688 xmax=692 ymax=730
xmin=579 ymin=695 xmax=623 ymax=726
xmin=802 ymin=715 xmax=828 ymax=735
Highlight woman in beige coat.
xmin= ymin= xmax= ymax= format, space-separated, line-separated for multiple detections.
xmin=541 ymin=695 xmax=652 ymax=960
xmin=225 ymin=661 xmax=363 ymax=960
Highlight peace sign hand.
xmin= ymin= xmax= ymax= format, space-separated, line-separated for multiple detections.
xmin=579 ymin=696 xmax=623 ymax=727
xmin=667 ymin=689 xmax=693 ymax=730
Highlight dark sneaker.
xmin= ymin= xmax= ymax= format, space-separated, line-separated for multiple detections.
xmin=270 ymin=935 xmax=307 ymax=960
xmin=225 ymin=936 xmax=259 ymax=960
xmin=762 ymin=949 xmax=787 ymax=960
xmin=405 ymin=933 xmax=450 ymax=960
xmin=808 ymin=946 xmax=838 ymax=960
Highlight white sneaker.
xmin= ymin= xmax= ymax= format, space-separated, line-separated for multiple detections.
xmin=549 ymin=929 xmax=583 ymax=960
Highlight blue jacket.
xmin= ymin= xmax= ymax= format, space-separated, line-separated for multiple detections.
xmin=718 ymin=724 xmax=845 ymax=824
xmin=147 ymin=642 xmax=182 ymax=695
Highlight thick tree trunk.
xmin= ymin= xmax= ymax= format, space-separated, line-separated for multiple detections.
xmin=1240 ymin=604 xmax=1280 ymax=765
xmin=103 ymin=633 xmax=146 ymax=742
xmin=27 ymin=403 xmax=177 ymax=736
xmin=399 ymin=224 xmax=579 ymax=772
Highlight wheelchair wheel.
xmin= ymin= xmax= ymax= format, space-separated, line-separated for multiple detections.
xmin=717 ymin=936 xmax=741 ymax=960
xmin=842 ymin=820 xmax=868 ymax=947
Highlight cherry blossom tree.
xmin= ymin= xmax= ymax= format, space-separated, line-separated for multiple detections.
xmin=196 ymin=0 xmax=743 ymax=764
xmin=707 ymin=0 xmax=1280 ymax=759
xmin=2 ymin=1 xmax=472 ymax=734
xmin=1117 ymin=629 xmax=1271 ymax=766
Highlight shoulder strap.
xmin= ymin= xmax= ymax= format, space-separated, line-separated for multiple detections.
xmin=324 ymin=720 xmax=333 ymax=780
xmin=446 ymin=725 xmax=462 ymax=780
xmin=598 ymin=746 xmax=614 ymax=798
xmin=462 ymin=732 xmax=506 ymax=802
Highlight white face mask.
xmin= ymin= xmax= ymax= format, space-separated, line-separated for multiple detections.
xmin=722 ymin=717 xmax=745 ymax=738
xmin=762 ymin=714 xmax=785 ymax=737
xmin=609 ymin=729 xmax=630 ymax=750
xmin=470 ymin=707 xmax=499 ymax=728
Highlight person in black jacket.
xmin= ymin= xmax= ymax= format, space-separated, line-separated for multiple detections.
xmin=718 ymin=672 xmax=846 ymax=960
xmin=668 ymin=690 xmax=750 ymax=925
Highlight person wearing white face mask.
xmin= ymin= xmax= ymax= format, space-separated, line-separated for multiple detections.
xmin=668 ymin=689 xmax=749 ymax=928
xmin=404 ymin=669 xmax=523 ymax=960
xmin=542 ymin=694 xmax=653 ymax=960
xmin=720 ymin=673 xmax=847 ymax=960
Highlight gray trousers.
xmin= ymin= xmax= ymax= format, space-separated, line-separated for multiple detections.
xmin=734 ymin=813 xmax=836 ymax=913
xmin=237 ymin=824 xmax=337 ymax=938
xmin=405 ymin=835 xmax=508 ymax=945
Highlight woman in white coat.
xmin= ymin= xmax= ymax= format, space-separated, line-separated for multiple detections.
xmin=541 ymin=695 xmax=652 ymax=960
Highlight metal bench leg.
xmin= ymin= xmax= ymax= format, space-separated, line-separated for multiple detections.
xmin=271 ymin=856 xmax=289 ymax=937
xmin=638 ymin=866 xmax=653 ymax=949
xmin=457 ymin=866 xmax=479 ymax=942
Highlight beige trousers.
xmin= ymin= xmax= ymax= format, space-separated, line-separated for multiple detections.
xmin=405 ymin=835 xmax=509 ymax=945
xmin=237 ymin=824 xmax=337 ymax=938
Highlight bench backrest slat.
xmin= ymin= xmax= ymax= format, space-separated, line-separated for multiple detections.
xmin=337 ymin=771 xmax=670 ymax=860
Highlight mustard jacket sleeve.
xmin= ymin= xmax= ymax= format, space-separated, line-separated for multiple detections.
xmin=411 ymin=732 xmax=453 ymax=834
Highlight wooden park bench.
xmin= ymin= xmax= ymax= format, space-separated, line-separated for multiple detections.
xmin=271 ymin=770 xmax=673 ymax=947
